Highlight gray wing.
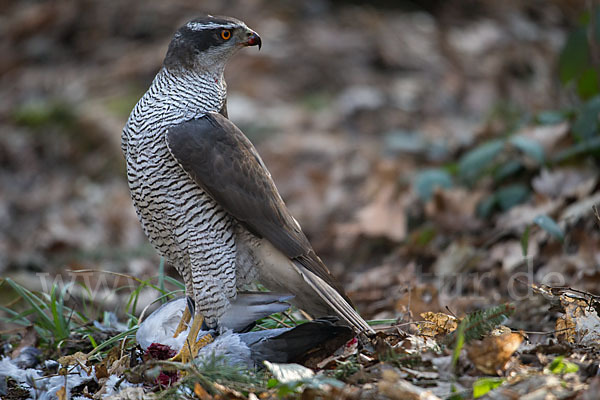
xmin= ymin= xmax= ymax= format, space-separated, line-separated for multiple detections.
xmin=240 ymin=318 xmax=353 ymax=365
xmin=165 ymin=114 xmax=350 ymax=298
xmin=221 ymin=292 xmax=293 ymax=332
xmin=165 ymin=113 xmax=370 ymax=332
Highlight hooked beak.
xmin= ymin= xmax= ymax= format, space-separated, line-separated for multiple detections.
xmin=244 ymin=31 xmax=262 ymax=50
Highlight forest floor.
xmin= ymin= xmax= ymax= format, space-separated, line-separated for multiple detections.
xmin=1 ymin=0 xmax=599 ymax=398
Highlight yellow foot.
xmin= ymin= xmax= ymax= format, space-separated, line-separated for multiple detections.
xmin=173 ymin=306 xmax=192 ymax=338
xmin=169 ymin=314 xmax=214 ymax=363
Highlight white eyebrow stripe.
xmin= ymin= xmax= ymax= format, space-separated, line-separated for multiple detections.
xmin=186 ymin=21 xmax=243 ymax=31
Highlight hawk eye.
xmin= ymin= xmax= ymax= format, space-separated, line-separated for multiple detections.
xmin=220 ymin=29 xmax=232 ymax=40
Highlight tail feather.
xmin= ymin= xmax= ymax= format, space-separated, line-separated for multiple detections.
xmin=293 ymin=263 xmax=375 ymax=334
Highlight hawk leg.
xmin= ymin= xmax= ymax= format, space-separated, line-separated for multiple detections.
xmin=169 ymin=314 xmax=214 ymax=363
xmin=172 ymin=297 xmax=195 ymax=338
xmin=172 ymin=306 xmax=191 ymax=338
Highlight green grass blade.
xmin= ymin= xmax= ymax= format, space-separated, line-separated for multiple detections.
xmin=158 ymin=257 xmax=166 ymax=303
xmin=5 ymin=278 xmax=54 ymax=329
xmin=88 ymin=326 xmax=138 ymax=356
xmin=164 ymin=276 xmax=185 ymax=290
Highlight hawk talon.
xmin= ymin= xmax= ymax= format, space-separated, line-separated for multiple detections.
xmin=169 ymin=314 xmax=214 ymax=363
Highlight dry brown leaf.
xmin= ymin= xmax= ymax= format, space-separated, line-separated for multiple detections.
xmin=395 ymin=284 xmax=441 ymax=316
xmin=489 ymin=374 xmax=571 ymax=399
xmin=213 ymin=382 xmax=246 ymax=399
xmin=379 ymin=369 xmax=441 ymax=400
xmin=194 ymin=383 xmax=212 ymax=400
xmin=518 ymin=122 xmax=569 ymax=155
xmin=108 ymin=354 xmax=130 ymax=377
xmin=58 ymin=351 xmax=88 ymax=367
xmin=489 ymin=239 xmax=538 ymax=272
xmin=555 ymin=294 xmax=600 ymax=346
xmin=560 ymin=191 xmax=600 ymax=226
xmin=432 ymin=241 xmax=481 ymax=276
xmin=419 ymin=312 xmax=458 ymax=337
xmin=425 ymin=188 xmax=484 ymax=232
xmin=10 ymin=327 xmax=37 ymax=358
xmin=496 ymin=199 xmax=563 ymax=233
xmin=58 ymin=351 xmax=91 ymax=375
xmin=555 ymin=314 xmax=577 ymax=344
xmin=532 ymin=168 xmax=597 ymax=199
xmin=355 ymin=185 xmax=408 ymax=241
xmin=58 ymin=351 xmax=92 ymax=374
xmin=466 ymin=331 xmax=523 ymax=375
xmin=316 ymin=333 xmax=358 ymax=369
xmin=94 ymin=363 xmax=109 ymax=380
xmin=400 ymin=366 xmax=439 ymax=380
xmin=56 ymin=386 xmax=67 ymax=400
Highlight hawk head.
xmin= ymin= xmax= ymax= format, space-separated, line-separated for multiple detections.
xmin=164 ymin=15 xmax=261 ymax=72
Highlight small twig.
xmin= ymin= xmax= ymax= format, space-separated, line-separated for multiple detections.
xmin=254 ymin=323 xmax=269 ymax=331
xmin=119 ymin=334 xmax=129 ymax=360
xmin=3 ymin=296 xmax=21 ymax=309
xmin=397 ymin=320 xmax=431 ymax=327
xmin=445 ymin=306 xmax=458 ymax=318
xmin=521 ymin=327 xmax=573 ymax=335
xmin=32 ymin=370 xmax=82 ymax=381
xmin=266 ymin=315 xmax=292 ymax=328
xmin=298 ymin=309 xmax=313 ymax=321
xmin=0 ymin=326 xmax=30 ymax=335
xmin=281 ymin=310 xmax=298 ymax=326
xmin=407 ymin=284 xmax=412 ymax=316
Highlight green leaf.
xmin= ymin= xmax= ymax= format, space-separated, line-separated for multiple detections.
xmin=552 ymin=136 xmax=600 ymax=162
xmin=447 ymin=384 xmax=465 ymax=400
xmin=535 ymin=110 xmax=569 ymax=125
xmin=496 ymin=184 xmax=530 ymax=211
xmin=576 ymin=67 xmax=600 ymax=100
xmin=473 ymin=377 xmax=505 ymax=398
xmin=558 ymin=27 xmax=589 ymax=84
xmin=384 ymin=130 xmax=427 ymax=154
xmin=533 ymin=214 xmax=565 ymax=241
xmin=458 ymin=139 xmax=505 ymax=183
xmin=509 ymin=136 xmax=545 ymax=163
xmin=548 ymin=356 xmax=579 ymax=374
xmin=414 ymin=169 xmax=453 ymax=201
xmin=86 ymin=334 xmax=98 ymax=348
xmin=572 ymin=95 xmax=600 ymax=139
xmin=477 ymin=194 xmax=497 ymax=218
xmin=367 ymin=319 xmax=398 ymax=326
xmin=267 ymin=378 xmax=279 ymax=388
xmin=494 ymin=160 xmax=523 ymax=182
xmin=521 ymin=225 xmax=531 ymax=257
xmin=414 ymin=226 xmax=436 ymax=246
xmin=452 ymin=320 xmax=466 ymax=368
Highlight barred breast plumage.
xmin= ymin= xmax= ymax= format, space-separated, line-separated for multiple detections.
xmin=122 ymin=67 xmax=244 ymax=326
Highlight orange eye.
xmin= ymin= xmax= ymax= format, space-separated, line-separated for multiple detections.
xmin=221 ymin=29 xmax=231 ymax=40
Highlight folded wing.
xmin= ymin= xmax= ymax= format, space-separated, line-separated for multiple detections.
xmin=166 ymin=113 xmax=373 ymax=333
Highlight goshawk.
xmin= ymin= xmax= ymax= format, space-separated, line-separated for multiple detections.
xmin=122 ymin=15 xmax=374 ymax=361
